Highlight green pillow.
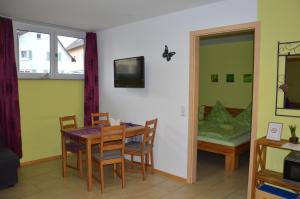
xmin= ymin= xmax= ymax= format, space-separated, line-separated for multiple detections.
xmin=235 ymin=103 xmax=252 ymax=127
xmin=205 ymin=101 xmax=233 ymax=124
xmin=198 ymin=105 xmax=205 ymax=121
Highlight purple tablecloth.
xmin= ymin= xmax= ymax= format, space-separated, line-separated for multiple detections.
xmin=64 ymin=126 xmax=102 ymax=139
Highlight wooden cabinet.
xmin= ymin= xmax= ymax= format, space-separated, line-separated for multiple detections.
xmin=252 ymin=137 xmax=300 ymax=198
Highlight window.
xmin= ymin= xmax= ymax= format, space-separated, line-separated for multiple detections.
xmin=14 ymin=21 xmax=85 ymax=79
xmin=46 ymin=52 xmax=50 ymax=61
xmin=17 ymin=30 xmax=49 ymax=73
xmin=57 ymin=52 xmax=62 ymax=62
xmin=57 ymin=36 xmax=84 ymax=74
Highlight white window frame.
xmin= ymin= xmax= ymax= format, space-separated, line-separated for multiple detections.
xmin=13 ymin=21 xmax=85 ymax=80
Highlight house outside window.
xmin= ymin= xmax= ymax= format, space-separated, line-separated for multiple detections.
xmin=14 ymin=21 xmax=85 ymax=79
xmin=20 ymin=50 xmax=32 ymax=60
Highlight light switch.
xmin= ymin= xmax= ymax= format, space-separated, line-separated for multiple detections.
xmin=180 ymin=105 xmax=186 ymax=117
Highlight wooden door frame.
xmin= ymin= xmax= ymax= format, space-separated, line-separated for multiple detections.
xmin=187 ymin=22 xmax=260 ymax=199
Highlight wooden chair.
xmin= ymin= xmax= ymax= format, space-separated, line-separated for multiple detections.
xmin=59 ymin=115 xmax=85 ymax=177
xmin=125 ymin=118 xmax=158 ymax=180
xmin=91 ymin=112 xmax=109 ymax=127
xmin=92 ymin=125 xmax=126 ymax=192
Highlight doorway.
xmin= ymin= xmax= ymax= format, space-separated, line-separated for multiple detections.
xmin=187 ymin=22 xmax=260 ymax=199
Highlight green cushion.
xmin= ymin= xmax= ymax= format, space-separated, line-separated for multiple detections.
xmin=234 ymin=103 xmax=252 ymax=128
xmin=205 ymin=101 xmax=233 ymax=124
xmin=198 ymin=120 xmax=250 ymax=140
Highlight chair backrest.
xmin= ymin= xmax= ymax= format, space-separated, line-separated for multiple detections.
xmin=143 ymin=118 xmax=158 ymax=147
xmin=59 ymin=115 xmax=78 ymax=131
xmin=91 ymin=112 xmax=109 ymax=127
xmin=99 ymin=125 xmax=125 ymax=158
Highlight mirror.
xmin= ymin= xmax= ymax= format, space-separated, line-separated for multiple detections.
xmin=276 ymin=41 xmax=300 ymax=117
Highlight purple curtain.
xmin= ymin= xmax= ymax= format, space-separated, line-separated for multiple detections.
xmin=84 ymin=32 xmax=99 ymax=126
xmin=0 ymin=17 xmax=22 ymax=157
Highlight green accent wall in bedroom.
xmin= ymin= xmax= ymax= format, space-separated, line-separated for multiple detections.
xmin=18 ymin=80 xmax=84 ymax=162
xmin=258 ymin=0 xmax=300 ymax=172
xmin=199 ymin=36 xmax=254 ymax=109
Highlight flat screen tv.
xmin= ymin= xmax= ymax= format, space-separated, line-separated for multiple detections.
xmin=114 ymin=56 xmax=145 ymax=88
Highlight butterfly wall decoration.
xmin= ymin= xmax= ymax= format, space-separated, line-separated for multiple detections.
xmin=162 ymin=45 xmax=176 ymax=61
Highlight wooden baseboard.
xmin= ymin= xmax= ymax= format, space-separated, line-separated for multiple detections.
xmin=124 ymin=159 xmax=187 ymax=183
xmin=21 ymin=155 xmax=61 ymax=167
xmin=153 ymin=168 xmax=187 ymax=184
xmin=20 ymin=155 xmax=187 ymax=184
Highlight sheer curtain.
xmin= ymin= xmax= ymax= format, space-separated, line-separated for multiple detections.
xmin=84 ymin=32 xmax=99 ymax=126
xmin=0 ymin=17 xmax=22 ymax=157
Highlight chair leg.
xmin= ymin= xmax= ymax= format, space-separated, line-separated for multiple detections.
xmin=100 ymin=163 xmax=104 ymax=193
xmin=121 ymin=159 xmax=125 ymax=189
xmin=113 ymin=164 xmax=116 ymax=179
xmin=78 ymin=151 xmax=83 ymax=177
xmin=145 ymin=154 xmax=149 ymax=172
xmin=141 ymin=154 xmax=145 ymax=180
xmin=76 ymin=152 xmax=79 ymax=169
xmin=98 ymin=163 xmax=101 ymax=182
xmin=130 ymin=154 xmax=134 ymax=168
xmin=150 ymin=151 xmax=154 ymax=174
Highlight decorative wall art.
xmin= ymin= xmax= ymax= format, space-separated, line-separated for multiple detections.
xmin=162 ymin=45 xmax=176 ymax=62
xmin=226 ymin=74 xmax=234 ymax=83
xmin=266 ymin=122 xmax=283 ymax=141
xmin=243 ymin=74 xmax=253 ymax=83
xmin=211 ymin=74 xmax=218 ymax=82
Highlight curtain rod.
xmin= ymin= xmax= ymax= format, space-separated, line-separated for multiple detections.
xmin=0 ymin=13 xmax=90 ymax=33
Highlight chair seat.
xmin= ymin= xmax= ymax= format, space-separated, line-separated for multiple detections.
xmin=92 ymin=150 xmax=122 ymax=161
xmin=66 ymin=142 xmax=85 ymax=152
xmin=125 ymin=141 xmax=152 ymax=154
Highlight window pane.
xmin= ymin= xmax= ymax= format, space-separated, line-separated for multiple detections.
xmin=17 ymin=30 xmax=50 ymax=73
xmin=57 ymin=36 xmax=84 ymax=74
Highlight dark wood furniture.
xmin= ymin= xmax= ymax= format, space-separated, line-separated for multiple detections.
xmin=59 ymin=115 xmax=84 ymax=177
xmin=61 ymin=124 xmax=145 ymax=192
xmin=197 ymin=106 xmax=250 ymax=171
xmin=252 ymin=137 xmax=300 ymax=198
xmin=91 ymin=112 xmax=109 ymax=127
xmin=125 ymin=118 xmax=158 ymax=180
xmin=92 ymin=125 xmax=126 ymax=192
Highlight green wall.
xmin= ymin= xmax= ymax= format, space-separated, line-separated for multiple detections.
xmin=199 ymin=38 xmax=254 ymax=109
xmin=258 ymin=0 xmax=300 ymax=171
xmin=18 ymin=80 xmax=84 ymax=162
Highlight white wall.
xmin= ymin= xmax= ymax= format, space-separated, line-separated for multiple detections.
xmin=98 ymin=0 xmax=257 ymax=178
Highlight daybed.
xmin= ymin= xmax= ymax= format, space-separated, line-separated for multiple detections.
xmin=197 ymin=102 xmax=251 ymax=172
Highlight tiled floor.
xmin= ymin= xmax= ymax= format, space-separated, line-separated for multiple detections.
xmin=0 ymin=151 xmax=249 ymax=199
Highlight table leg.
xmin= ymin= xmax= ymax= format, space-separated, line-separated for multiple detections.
xmin=61 ymin=133 xmax=67 ymax=177
xmin=86 ymin=139 xmax=92 ymax=191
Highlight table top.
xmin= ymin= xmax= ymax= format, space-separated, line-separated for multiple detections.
xmin=62 ymin=123 xmax=145 ymax=139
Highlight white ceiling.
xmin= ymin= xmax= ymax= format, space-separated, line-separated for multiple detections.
xmin=0 ymin=0 xmax=222 ymax=31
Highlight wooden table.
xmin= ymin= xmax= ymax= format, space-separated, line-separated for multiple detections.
xmin=61 ymin=124 xmax=145 ymax=192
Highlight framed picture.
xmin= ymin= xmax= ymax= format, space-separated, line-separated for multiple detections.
xmin=266 ymin=122 xmax=283 ymax=141
xmin=243 ymin=74 xmax=253 ymax=83
xmin=211 ymin=74 xmax=218 ymax=82
xmin=226 ymin=74 xmax=234 ymax=83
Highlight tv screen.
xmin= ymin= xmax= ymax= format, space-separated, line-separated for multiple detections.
xmin=114 ymin=56 xmax=145 ymax=88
